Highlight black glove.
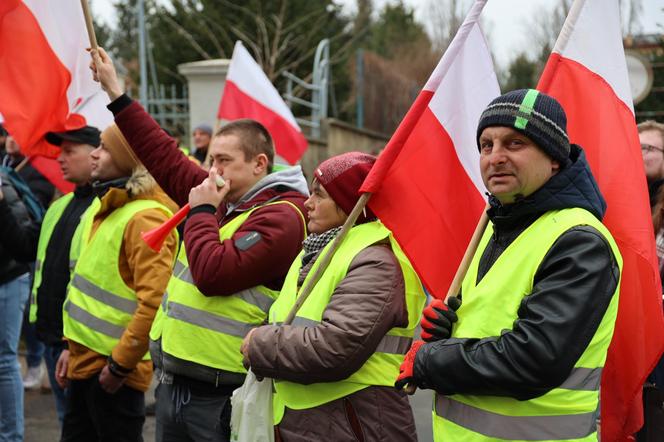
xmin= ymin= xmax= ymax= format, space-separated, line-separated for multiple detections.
xmin=419 ymin=296 xmax=461 ymax=342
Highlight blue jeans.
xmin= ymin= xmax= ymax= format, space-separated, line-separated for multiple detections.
xmin=0 ymin=273 xmax=30 ymax=441
xmin=44 ymin=344 xmax=66 ymax=426
xmin=21 ymin=296 xmax=44 ymax=368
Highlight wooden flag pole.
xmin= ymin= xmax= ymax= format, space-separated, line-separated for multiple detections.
xmin=80 ymin=0 xmax=98 ymax=49
xmin=443 ymin=204 xmax=490 ymax=302
xmin=404 ymin=204 xmax=490 ymax=395
xmin=284 ymin=192 xmax=372 ymax=325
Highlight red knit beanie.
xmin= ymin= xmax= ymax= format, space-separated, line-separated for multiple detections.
xmin=314 ymin=152 xmax=376 ymax=222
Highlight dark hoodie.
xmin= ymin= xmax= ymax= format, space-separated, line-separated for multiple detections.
xmin=413 ymin=145 xmax=620 ymax=400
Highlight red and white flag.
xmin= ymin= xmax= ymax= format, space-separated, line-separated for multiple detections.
xmin=361 ymin=0 xmax=498 ymax=296
xmin=218 ymin=41 xmax=308 ymax=165
xmin=537 ymin=0 xmax=664 ymax=439
xmin=0 ymin=0 xmax=113 ymax=192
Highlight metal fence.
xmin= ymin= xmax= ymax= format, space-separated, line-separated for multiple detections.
xmin=146 ymin=84 xmax=190 ymax=140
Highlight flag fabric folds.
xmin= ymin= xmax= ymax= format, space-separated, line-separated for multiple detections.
xmin=0 ymin=0 xmax=113 ymax=192
xmin=536 ymin=0 xmax=664 ymax=439
xmin=360 ymin=0 xmax=499 ymax=298
xmin=217 ymin=41 xmax=308 ymax=165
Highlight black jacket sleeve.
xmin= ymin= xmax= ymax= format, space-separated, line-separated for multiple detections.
xmin=412 ymin=225 xmax=620 ymax=400
xmin=0 ymin=184 xmax=40 ymax=262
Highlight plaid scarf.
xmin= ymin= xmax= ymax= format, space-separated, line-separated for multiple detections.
xmin=301 ymin=226 xmax=342 ymax=266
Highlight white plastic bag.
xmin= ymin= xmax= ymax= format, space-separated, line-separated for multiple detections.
xmin=230 ymin=370 xmax=274 ymax=442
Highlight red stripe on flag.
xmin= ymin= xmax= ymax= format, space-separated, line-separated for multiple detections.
xmin=539 ymin=53 xmax=664 ymax=441
xmin=218 ymin=81 xmax=307 ymax=165
xmin=0 ymin=1 xmax=79 ymax=159
xmin=362 ymin=91 xmax=433 ymax=193
xmin=368 ymin=105 xmax=485 ymax=295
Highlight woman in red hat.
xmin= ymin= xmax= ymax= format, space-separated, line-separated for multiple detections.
xmin=242 ymin=152 xmax=425 ymax=441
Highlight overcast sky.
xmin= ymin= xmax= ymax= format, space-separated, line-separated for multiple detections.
xmin=91 ymin=0 xmax=663 ymax=68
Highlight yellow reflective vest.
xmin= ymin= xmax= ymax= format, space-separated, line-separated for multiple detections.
xmin=433 ymin=208 xmax=622 ymax=442
xmin=30 ymin=194 xmax=100 ymax=323
xmin=269 ymin=221 xmax=427 ymax=425
xmin=63 ymin=199 xmax=173 ymax=358
xmin=152 ymin=200 xmax=305 ymax=374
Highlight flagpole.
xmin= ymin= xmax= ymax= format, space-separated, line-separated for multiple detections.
xmin=79 ymin=0 xmax=98 ymax=50
xmin=404 ymin=205 xmax=490 ymax=395
xmin=284 ymin=192 xmax=372 ymax=325
xmin=443 ymin=205 xmax=489 ymax=301
xmin=551 ymin=0 xmax=586 ymax=55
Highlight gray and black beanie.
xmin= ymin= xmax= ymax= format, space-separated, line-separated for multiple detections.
xmin=476 ymin=89 xmax=570 ymax=165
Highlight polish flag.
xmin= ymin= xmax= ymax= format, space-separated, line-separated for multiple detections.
xmin=0 ymin=0 xmax=113 ymax=192
xmin=361 ymin=0 xmax=498 ymax=296
xmin=218 ymin=41 xmax=308 ymax=165
xmin=537 ymin=0 xmax=664 ymax=439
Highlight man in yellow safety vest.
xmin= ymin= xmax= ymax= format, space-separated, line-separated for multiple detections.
xmin=56 ymin=124 xmax=178 ymax=442
xmin=397 ymin=89 xmax=622 ymax=442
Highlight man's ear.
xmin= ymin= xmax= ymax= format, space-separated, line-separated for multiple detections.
xmin=254 ymin=153 xmax=269 ymax=174
xmin=551 ymin=160 xmax=561 ymax=175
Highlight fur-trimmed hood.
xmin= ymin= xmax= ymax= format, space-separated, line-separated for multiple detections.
xmin=126 ymin=167 xmax=178 ymax=213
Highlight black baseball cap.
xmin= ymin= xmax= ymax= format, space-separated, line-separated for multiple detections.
xmin=46 ymin=126 xmax=101 ymax=147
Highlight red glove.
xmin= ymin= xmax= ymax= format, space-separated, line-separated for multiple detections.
xmin=395 ymin=340 xmax=425 ymax=391
xmin=420 ymin=296 xmax=461 ymax=342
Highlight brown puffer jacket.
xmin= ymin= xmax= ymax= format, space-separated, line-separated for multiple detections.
xmin=66 ymin=168 xmax=178 ymax=392
xmin=248 ymin=243 xmax=418 ymax=442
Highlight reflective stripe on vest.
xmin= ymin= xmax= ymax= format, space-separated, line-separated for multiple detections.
xmin=156 ymin=200 xmax=306 ymax=374
xmin=433 ymin=208 xmax=622 ymax=442
xmin=29 ymin=195 xmax=99 ymax=323
xmin=435 ymin=396 xmax=598 ymax=441
xmin=63 ymin=199 xmax=174 ymax=359
xmin=63 ymin=299 xmax=125 ymax=339
xmin=269 ymin=221 xmax=426 ymax=424
xmin=172 ymin=261 xmax=274 ymax=313
xmin=70 ymin=274 xmax=137 ymax=314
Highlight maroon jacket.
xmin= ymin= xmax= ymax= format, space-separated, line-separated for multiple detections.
xmin=109 ymin=95 xmax=308 ymax=295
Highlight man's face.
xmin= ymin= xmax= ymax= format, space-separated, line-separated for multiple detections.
xmin=304 ymin=181 xmax=348 ymax=234
xmin=193 ymin=129 xmax=211 ymax=151
xmin=5 ymin=136 xmax=21 ymax=156
xmin=90 ymin=143 xmax=124 ymax=182
xmin=479 ymin=126 xmax=560 ymax=205
xmin=640 ymin=129 xmax=664 ymax=182
xmin=208 ymin=134 xmax=267 ymax=203
xmin=57 ymin=141 xmax=94 ymax=185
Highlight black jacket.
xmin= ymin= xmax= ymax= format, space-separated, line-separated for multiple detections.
xmin=413 ymin=145 xmax=620 ymax=400
xmin=35 ymin=185 xmax=96 ymax=346
xmin=0 ymin=169 xmax=41 ymax=284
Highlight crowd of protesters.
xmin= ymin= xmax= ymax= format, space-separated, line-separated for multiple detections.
xmin=0 ymin=45 xmax=661 ymax=442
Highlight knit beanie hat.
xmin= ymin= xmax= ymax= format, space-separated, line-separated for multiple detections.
xmin=476 ymin=89 xmax=570 ymax=165
xmin=314 ymin=152 xmax=376 ymax=222
xmin=101 ymin=124 xmax=141 ymax=176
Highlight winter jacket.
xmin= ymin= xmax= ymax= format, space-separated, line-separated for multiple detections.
xmin=108 ymin=94 xmax=308 ymax=296
xmin=248 ymin=243 xmax=418 ymax=442
xmin=35 ymin=185 xmax=96 ymax=346
xmin=66 ymin=169 xmax=178 ymax=392
xmin=0 ymin=168 xmax=40 ymax=284
xmin=412 ymin=144 xmax=620 ymax=400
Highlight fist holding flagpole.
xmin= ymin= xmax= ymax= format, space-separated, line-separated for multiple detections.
xmin=89 ymin=47 xmax=124 ymax=101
